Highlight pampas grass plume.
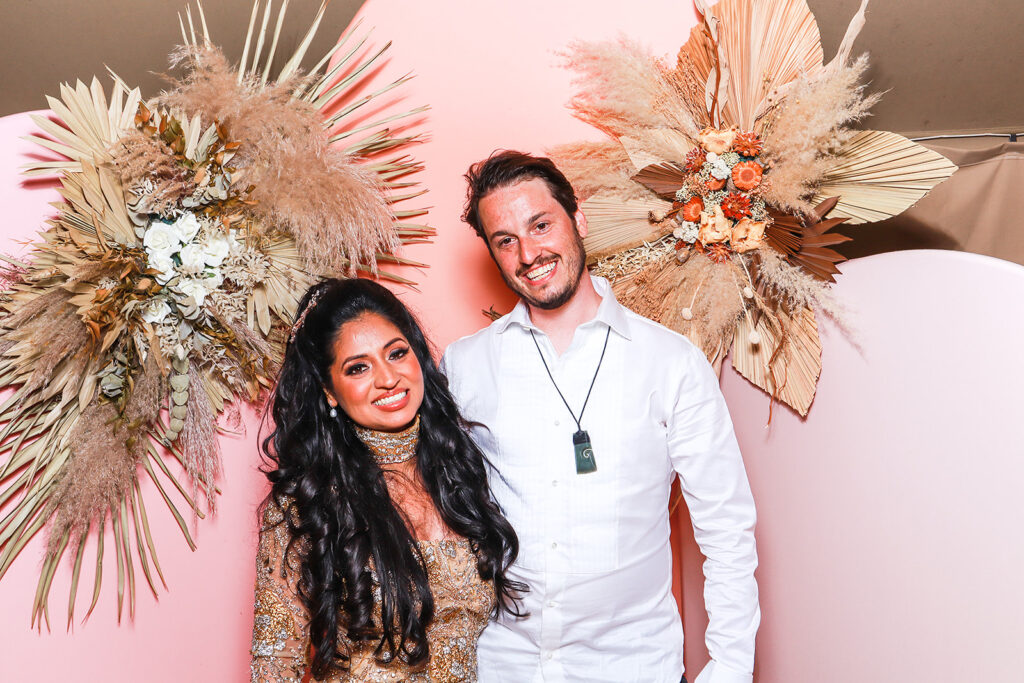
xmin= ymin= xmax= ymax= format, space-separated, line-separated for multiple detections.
xmin=762 ymin=55 xmax=880 ymax=214
xmin=563 ymin=38 xmax=669 ymax=137
xmin=549 ymin=140 xmax=647 ymax=202
xmin=157 ymin=47 xmax=396 ymax=275
xmin=49 ymin=402 xmax=138 ymax=552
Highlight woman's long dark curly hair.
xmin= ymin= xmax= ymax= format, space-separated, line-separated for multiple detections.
xmin=261 ymin=278 xmax=524 ymax=679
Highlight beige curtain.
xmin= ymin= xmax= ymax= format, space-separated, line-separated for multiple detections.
xmin=836 ymin=140 xmax=1024 ymax=265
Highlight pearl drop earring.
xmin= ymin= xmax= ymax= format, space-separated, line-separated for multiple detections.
xmin=329 ymin=406 xmax=338 ymax=418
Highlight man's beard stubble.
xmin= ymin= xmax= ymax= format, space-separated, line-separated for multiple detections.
xmin=498 ymin=235 xmax=587 ymax=311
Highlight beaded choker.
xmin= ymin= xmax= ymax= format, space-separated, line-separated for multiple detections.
xmin=354 ymin=416 xmax=420 ymax=465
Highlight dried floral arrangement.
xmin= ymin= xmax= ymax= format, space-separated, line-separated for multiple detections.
xmin=0 ymin=1 xmax=429 ymax=627
xmin=552 ymin=0 xmax=956 ymax=416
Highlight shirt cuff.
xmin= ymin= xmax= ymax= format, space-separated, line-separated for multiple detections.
xmin=694 ymin=659 xmax=753 ymax=683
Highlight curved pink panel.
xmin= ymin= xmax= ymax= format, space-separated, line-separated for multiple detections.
xmin=676 ymin=250 xmax=1024 ymax=681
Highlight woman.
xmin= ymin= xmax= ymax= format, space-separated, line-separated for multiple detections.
xmin=250 ymin=278 xmax=524 ymax=682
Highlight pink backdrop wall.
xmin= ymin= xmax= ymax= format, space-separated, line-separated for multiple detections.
xmin=3 ymin=1 xmax=1023 ymax=681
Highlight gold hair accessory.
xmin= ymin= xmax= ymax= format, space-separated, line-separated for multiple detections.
xmin=289 ymin=287 xmax=327 ymax=342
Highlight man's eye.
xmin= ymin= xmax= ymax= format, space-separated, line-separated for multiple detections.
xmin=535 ymin=222 xmax=549 ymax=231
xmin=497 ymin=237 xmax=515 ymax=248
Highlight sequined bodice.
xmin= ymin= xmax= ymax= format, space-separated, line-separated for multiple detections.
xmin=251 ymin=499 xmax=495 ymax=682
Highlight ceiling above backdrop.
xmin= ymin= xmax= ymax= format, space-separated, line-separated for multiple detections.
xmin=0 ymin=0 xmax=367 ymax=116
xmin=1 ymin=0 xmax=1021 ymax=133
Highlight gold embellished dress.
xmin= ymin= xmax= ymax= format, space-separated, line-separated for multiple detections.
xmin=251 ymin=422 xmax=495 ymax=682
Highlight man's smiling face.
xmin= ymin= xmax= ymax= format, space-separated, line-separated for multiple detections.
xmin=477 ymin=177 xmax=588 ymax=311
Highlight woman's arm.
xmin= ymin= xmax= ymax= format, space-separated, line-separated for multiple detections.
xmin=250 ymin=497 xmax=313 ymax=683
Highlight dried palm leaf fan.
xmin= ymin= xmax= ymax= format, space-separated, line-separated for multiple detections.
xmin=551 ymin=0 xmax=956 ymax=417
xmin=0 ymin=0 xmax=430 ymax=627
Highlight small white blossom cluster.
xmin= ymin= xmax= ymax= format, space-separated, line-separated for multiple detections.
xmin=140 ymin=211 xmax=238 ymax=324
xmin=673 ymin=221 xmax=700 ymax=244
xmin=704 ymin=151 xmax=736 ymax=180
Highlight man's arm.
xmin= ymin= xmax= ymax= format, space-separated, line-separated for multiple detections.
xmin=667 ymin=353 xmax=760 ymax=683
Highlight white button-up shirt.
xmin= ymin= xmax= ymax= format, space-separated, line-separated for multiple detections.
xmin=441 ymin=276 xmax=759 ymax=683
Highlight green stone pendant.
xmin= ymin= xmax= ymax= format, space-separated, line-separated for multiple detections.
xmin=573 ymin=429 xmax=597 ymax=474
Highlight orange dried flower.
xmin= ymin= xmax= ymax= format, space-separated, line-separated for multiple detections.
xmin=706 ymin=243 xmax=732 ymax=264
xmin=734 ymin=132 xmax=763 ymax=157
xmin=721 ymin=192 xmax=751 ymax=220
xmin=732 ymin=161 xmax=764 ymax=191
xmin=683 ymin=147 xmax=706 ymax=173
xmin=704 ymin=177 xmax=727 ymax=192
xmin=681 ymin=196 xmax=704 ymax=223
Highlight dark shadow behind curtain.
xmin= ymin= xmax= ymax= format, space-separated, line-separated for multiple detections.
xmin=836 ymin=141 xmax=1024 ymax=265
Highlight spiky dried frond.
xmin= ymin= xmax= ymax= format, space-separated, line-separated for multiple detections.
xmin=581 ymin=194 xmax=674 ymax=262
xmin=753 ymin=248 xmax=846 ymax=323
xmin=23 ymin=78 xmax=142 ymax=177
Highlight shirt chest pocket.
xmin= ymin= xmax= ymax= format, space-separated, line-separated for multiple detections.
xmin=562 ymin=379 xmax=669 ymax=574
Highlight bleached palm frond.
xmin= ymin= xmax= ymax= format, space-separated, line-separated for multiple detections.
xmin=814 ymin=130 xmax=958 ymax=224
xmin=732 ymin=306 xmax=821 ymax=416
xmin=619 ymin=129 xmax=697 ymax=171
xmin=23 ymin=78 xmax=142 ymax=176
xmin=581 ymin=194 xmax=674 ymax=262
xmin=710 ymin=0 xmax=824 ymax=130
xmin=55 ymin=161 xmax=137 ymax=246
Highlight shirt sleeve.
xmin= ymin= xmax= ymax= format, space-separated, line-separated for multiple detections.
xmin=667 ymin=352 xmax=760 ymax=680
xmin=250 ymin=498 xmax=314 ymax=683
xmin=439 ymin=346 xmax=455 ymax=387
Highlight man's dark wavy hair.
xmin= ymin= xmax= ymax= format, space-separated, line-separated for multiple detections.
xmin=462 ymin=150 xmax=578 ymax=242
xmin=260 ymin=277 xmax=524 ymax=679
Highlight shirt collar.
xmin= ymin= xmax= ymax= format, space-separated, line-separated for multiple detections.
xmin=494 ymin=274 xmax=632 ymax=340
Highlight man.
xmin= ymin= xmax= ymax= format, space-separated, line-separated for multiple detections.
xmin=441 ymin=151 xmax=759 ymax=683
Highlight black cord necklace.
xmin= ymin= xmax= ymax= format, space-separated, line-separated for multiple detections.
xmin=529 ymin=326 xmax=611 ymax=474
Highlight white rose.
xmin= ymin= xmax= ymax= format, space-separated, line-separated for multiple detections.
xmin=171 ymin=211 xmax=202 ymax=244
xmin=147 ymin=251 xmax=177 ymax=284
xmin=201 ymin=234 xmax=233 ymax=266
xmin=140 ymin=298 xmax=173 ymax=324
xmin=175 ymin=277 xmax=209 ymax=306
xmin=201 ymin=270 xmax=224 ymax=292
xmin=178 ymin=243 xmax=208 ymax=271
xmin=143 ymin=221 xmax=182 ymax=255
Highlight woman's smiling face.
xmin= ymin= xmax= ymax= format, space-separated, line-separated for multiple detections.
xmin=324 ymin=312 xmax=424 ymax=432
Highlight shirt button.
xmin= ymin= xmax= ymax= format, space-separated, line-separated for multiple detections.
xmin=546 ymin=652 xmax=554 ymax=660
xmin=550 ymin=541 xmax=558 ymax=549
xmin=554 ymin=419 xmax=560 ymax=426
xmin=547 ymin=600 xmax=556 ymax=608
xmin=552 ymin=479 xmax=558 ymax=487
